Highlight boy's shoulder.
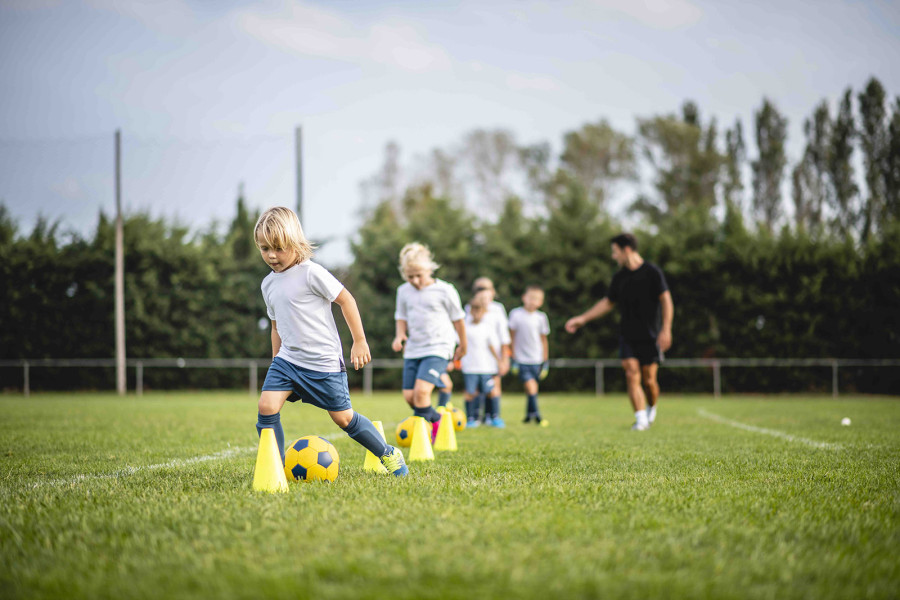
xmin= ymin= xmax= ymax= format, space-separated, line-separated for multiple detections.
xmin=432 ymin=278 xmax=459 ymax=292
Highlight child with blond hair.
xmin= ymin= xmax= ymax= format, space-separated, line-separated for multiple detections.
xmin=254 ymin=207 xmax=407 ymax=476
xmin=392 ymin=242 xmax=467 ymax=441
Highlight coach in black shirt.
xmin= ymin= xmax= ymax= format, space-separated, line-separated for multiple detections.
xmin=565 ymin=233 xmax=674 ymax=431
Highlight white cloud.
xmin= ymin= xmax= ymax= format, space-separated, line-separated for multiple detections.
xmin=235 ymin=2 xmax=452 ymax=72
xmin=505 ymin=72 xmax=561 ymax=91
xmin=592 ymin=0 xmax=703 ymax=29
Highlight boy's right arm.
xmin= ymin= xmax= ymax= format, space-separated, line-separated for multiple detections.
xmin=392 ymin=320 xmax=408 ymax=353
xmin=270 ymin=321 xmax=281 ymax=358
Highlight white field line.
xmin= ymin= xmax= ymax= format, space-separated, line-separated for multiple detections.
xmin=33 ymin=432 xmax=347 ymax=489
xmin=697 ymin=409 xmax=842 ymax=450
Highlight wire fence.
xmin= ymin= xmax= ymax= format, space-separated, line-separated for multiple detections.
xmin=2 ymin=358 xmax=898 ymax=398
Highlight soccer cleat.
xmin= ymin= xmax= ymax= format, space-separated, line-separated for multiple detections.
xmin=380 ymin=446 xmax=409 ymax=476
xmin=491 ymin=417 xmax=506 ymax=428
xmin=431 ymin=420 xmax=440 ymax=444
xmin=631 ymin=422 xmax=649 ymax=431
xmin=467 ymin=419 xmax=480 ymax=428
xmin=522 ymin=415 xmax=532 ymax=423
xmin=483 ymin=416 xmax=494 ymax=427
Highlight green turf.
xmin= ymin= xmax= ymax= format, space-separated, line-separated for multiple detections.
xmin=0 ymin=392 xmax=897 ymax=600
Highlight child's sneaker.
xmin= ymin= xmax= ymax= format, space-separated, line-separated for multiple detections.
xmin=483 ymin=416 xmax=494 ymax=427
xmin=380 ymin=446 xmax=409 ymax=476
xmin=522 ymin=415 xmax=532 ymax=423
xmin=631 ymin=422 xmax=649 ymax=431
xmin=491 ymin=417 xmax=506 ymax=428
xmin=467 ymin=419 xmax=480 ymax=428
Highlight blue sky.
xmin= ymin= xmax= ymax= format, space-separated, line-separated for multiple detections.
xmin=1 ymin=0 xmax=898 ymax=265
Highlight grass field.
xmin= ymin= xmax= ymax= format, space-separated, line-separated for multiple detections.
xmin=1 ymin=392 xmax=898 ymax=600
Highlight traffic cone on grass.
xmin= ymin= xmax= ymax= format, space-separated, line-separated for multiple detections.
xmin=433 ymin=410 xmax=458 ymax=451
xmin=363 ymin=420 xmax=389 ymax=473
xmin=252 ymin=428 xmax=288 ymax=493
xmin=409 ymin=416 xmax=435 ymax=462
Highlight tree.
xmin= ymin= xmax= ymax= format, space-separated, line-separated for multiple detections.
xmin=635 ymin=102 xmax=722 ymax=224
xmin=559 ymin=119 xmax=637 ymax=212
xmin=792 ymin=102 xmax=831 ymax=231
xmin=751 ymin=98 xmax=788 ymax=231
xmin=857 ymin=77 xmax=888 ymax=240
xmin=827 ymin=89 xmax=858 ymax=237
xmin=459 ymin=128 xmax=519 ymax=214
xmin=884 ymin=98 xmax=900 ymax=224
xmin=722 ymin=119 xmax=746 ymax=216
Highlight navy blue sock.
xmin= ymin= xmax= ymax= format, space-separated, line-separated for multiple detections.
xmin=465 ymin=398 xmax=475 ymax=420
xmin=527 ymin=394 xmax=538 ymax=416
xmin=413 ymin=405 xmax=442 ymax=423
xmin=490 ymin=395 xmax=501 ymax=418
xmin=342 ymin=412 xmax=389 ymax=457
xmin=256 ymin=412 xmax=285 ymax=464
xmin=438 ymin=390 xmax=451 ymax=407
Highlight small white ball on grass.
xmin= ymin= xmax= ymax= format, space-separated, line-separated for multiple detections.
xmin=841 ymin=417 xmax=851 ymax=426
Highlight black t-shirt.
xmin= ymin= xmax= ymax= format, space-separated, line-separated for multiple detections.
xmin=607 ymin=262 xmax=669 ymax=342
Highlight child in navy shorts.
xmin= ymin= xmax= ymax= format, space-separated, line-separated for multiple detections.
xmin=254 ymin=207 xmax=407 ymax=476
xmin=392 ymin=242 xmax=467 ymax=442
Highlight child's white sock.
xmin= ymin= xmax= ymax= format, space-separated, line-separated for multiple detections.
xmin=648 ymin=405 xmax=657 ymax=424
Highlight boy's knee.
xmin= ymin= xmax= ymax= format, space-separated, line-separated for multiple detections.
xmin=258 ymin=398 xmax=279 ymax=415
xmin=330 ymin=409 xmax=354 ymax=429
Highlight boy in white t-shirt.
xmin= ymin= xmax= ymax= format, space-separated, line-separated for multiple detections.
xmin=461 ymin=292 xmax=503 ymax=428
xmin=508 ymin=285 xmax=550 ymax=426
xmin=392 ymin=242 xmax=467 ymax=442
xmin=254 ymin=207 xmax=407 ymax=476
xmin=467 ymin=277 xmax=512 ymax=425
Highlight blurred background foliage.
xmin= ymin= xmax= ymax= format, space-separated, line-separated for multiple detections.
xmin=2 ymin=78 xmax=899 ymax=394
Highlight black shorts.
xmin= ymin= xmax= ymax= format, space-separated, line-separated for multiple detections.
xmin=619 ymin=338 xmax=661 ymax=366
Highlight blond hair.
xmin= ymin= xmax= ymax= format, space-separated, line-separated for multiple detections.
xmin=398 ymin=242 xmax=439 ymax=276
xmin=254 ymin=207 xmax=315 ymax=262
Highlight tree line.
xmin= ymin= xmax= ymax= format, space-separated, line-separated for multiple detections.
xmin=1 ymin=78 xmax=898 ymax=394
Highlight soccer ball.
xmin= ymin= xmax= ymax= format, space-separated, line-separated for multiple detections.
xmin=284 ymin=436 xmax=340 ymax=483
xmin=395 ymin=416 xmax=417 ymax=447
xmin=450 ymin=407 xmax=467 ymax=431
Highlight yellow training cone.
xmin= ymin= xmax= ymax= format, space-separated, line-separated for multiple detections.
xmin=363 ymin=420 xmax=389 ymax=473
xmin=409 ymin=416 xmax=435 ymax=462
xmin=433 ymin=409 xmax=458 ymax=451
xmin=252 ymin=428 xmax=289 ymax=493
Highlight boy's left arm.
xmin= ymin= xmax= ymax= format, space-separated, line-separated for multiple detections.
xmin=539 ymin=334 xmax=550 ymax=380
xmin=452 ymin=319 xmax=467 ymax=361
xmin=334 ymin=288 xmax=371 ymax=370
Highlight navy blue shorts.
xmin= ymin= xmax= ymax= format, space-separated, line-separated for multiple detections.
xmin=402 ymin=356 xmax=449 ymax=390
xmin=619 ymin=338 xmax=662 ymax=366
xmin=262 ymin=357 xmax=353 ymax=411
xmin=463 ymin=373 xmax=496 ymax=396
xmin=517 ymin=363 xmax=542 ymax=383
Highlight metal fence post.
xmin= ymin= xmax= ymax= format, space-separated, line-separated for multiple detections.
xmin=595 ymin=362 xmax=604 ymax=396
xmin=136 ymin=361 xmax=143 ymax=396
xmin=713 ymin=360 xmax=721 ymax=399
xmin=249 ymin=362 xmax=258 ymax=396
xmin=363 ymin=363 xmax=373 ymax=396
xmin=832 ymin=360 xmax=838 ymax=399
xmin=24 ymin=361 xmax=30 ymax=397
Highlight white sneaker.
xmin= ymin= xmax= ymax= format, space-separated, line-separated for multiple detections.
xmin=648 ymin=406 xmax=657 ymax=425
xmin=631 ymin=422 xmax=649 ymax=431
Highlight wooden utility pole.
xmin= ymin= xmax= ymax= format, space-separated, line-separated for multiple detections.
xmin=295 ymin=125 xmax=303 ymax=223
xmin=115 ymin=130 xmax=126 ymax=395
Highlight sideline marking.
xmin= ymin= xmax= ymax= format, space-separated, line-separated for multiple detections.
xmin=34 ymin=431 xmax=347 ymax=489
xmin=697 ymin=409 xmax=842 ymax=450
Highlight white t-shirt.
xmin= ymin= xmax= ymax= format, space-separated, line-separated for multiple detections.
xmin=508 ymin=307 xmax=550 ymax=365
xmin=465 ymin=300 xmax=511 ymax=347
xmin=394 ymin=279 xmax=466 ymax=359
xmin=461 ymin=314 xmax=500 ymax=374
xmin=261 ymin=260 xmax=346 ymax=372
